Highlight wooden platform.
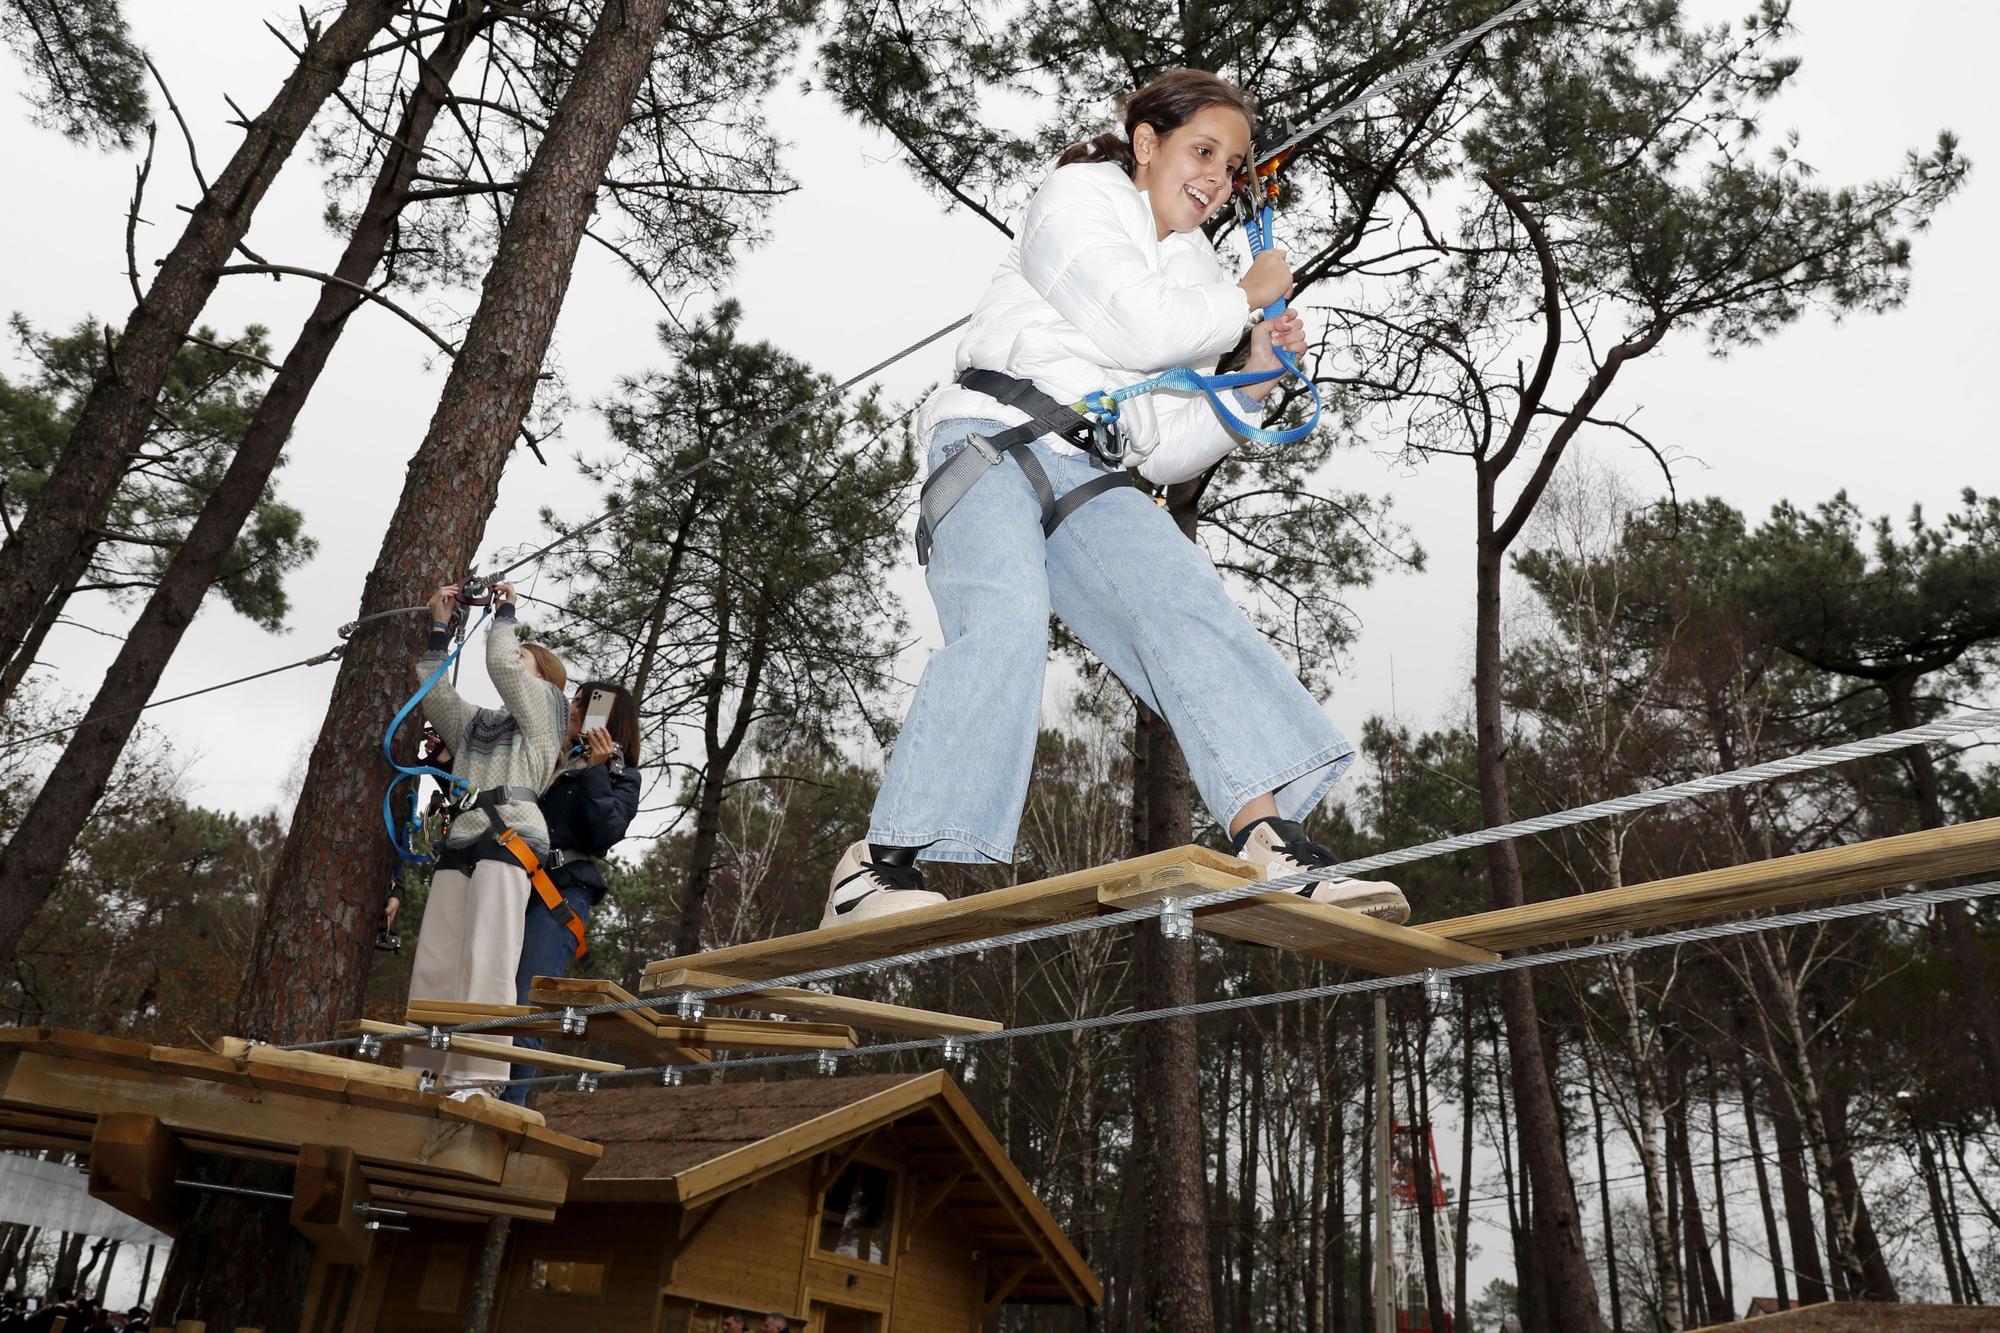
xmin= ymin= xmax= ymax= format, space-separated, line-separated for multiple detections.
xmin=645 ymin=846 xmax=1491 ymax=988
xmin=1424 ymin=816 xmax=2000 ymax=952
xmin=639 ymin=822 xmax=2000 ymax=1009
xmin=640 ymin=969 xmax=1003 ymax=1038
xmin=0 ymin=1027 xmax=602 ymax=1240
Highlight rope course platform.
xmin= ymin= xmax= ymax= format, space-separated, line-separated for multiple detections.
xmin=0 ymin=1026 xmax=601 ymax=1239
xmin=643 ymin=818 xmax=2000 ymax=1011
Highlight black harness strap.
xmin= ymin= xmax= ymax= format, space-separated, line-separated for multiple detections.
xmin=915 ymin=370 xmax=1140 ymax=565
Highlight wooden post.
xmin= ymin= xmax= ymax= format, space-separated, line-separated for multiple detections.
xmin=88 ymin=1113 xmax=183 ymax=1236
xmin=290 ymin=1145 xmax=373 ymax=1268
xmin=1374 ymin=996 xmax=1394 ymax=1333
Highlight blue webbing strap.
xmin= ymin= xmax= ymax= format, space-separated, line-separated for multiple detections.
xmin=1090 ymin=201 xmax=1322 ymax=448
xmin=381 ymin=609 xmax=489 ymax=863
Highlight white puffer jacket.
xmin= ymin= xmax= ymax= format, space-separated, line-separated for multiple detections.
xmin=916 ymin=161 xmax=1256 ymax=486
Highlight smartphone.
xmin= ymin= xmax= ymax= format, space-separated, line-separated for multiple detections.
xmin=582 ymin=687 xmax=616 ymax=735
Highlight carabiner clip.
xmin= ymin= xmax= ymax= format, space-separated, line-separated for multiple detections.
xmin=456 ymin=574 xmax=493 ymax=607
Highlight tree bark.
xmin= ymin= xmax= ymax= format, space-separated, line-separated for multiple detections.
xmin=1763 ymin=1064 xmax=1828 ymax=1304
xmin=1885 ymin=676 xmax=2000 ymax=1125
xmin=0 ymin=1 xmax=484 ymax=965
xmin=1455 ymin=1001 xmax=1475 ymax=1333
xmin=463 ymin=1217 xmax=511 ymax=1332
xmin=1737 ymin=1058 xmax=1790 ymax=1312
xmin=1816 ymin=1085 xmax=1895 ymax=1301
xmin=1585 ymin=1055 xmax=1624 ymax=1332
xmin=1474 ymin=531 xmax=1607 ymax=1332
xmin=1918 ymin=1127 xmax=1963 ymax=1304
xmin=0 ymin=539 xmax=91 ymax=712
xmin=0 ymin=0 xmax=400 ymax=667
xmin=1126 ymin=478 xmax=1215 ymax=1333
xmin=164 ymin=3 xmax=676 ymax=1325
xmin=1409 ymin=1008 xmax=1449 ymax=1331
xmin=1708 ymin=1073 xmax=1735 ymax=1317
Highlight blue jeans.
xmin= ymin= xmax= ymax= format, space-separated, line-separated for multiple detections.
xmin=869 ymin=418 xmax=1354 ymax=864
xmin=502 ymin=888 xmax=594 ymax=1106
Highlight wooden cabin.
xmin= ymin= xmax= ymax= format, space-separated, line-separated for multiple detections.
xmin=354 ymin=1071 xmax=1100 ymax=1331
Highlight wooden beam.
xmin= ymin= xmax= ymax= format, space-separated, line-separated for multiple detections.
xmin=1424 ymin=816 xmax=2000 ymax=952
xmin=981 ymin=1261 xmax=1033 ymax=1321
xmin=88 ymin=1112 xmax=182 ymax=1236
xmin=641 ymin=846 xmax=1257 ymax=984
xmin=591 ymin=971 xmax=999 ymax=1038
xmin=331 ymin=1024 xmax=625 ymax=1076
xmin=899 ymin=1171 xmax=965 ymax=1255
xmin=0 ymin=1048 xmax=510 ymax=1185
xmin=290 ymin=1144 xmax=373 ymax=1267
xmin=1099 ymin=876 xmax=1497 ymax=975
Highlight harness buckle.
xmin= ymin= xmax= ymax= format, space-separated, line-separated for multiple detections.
xmin=964 ymin=431 xmax=1003 ymax=464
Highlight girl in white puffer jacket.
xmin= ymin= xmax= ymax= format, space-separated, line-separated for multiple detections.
xmin=826 ymin=69 xmax=1407 ymax=927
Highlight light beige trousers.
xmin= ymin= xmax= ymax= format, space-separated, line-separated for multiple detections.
xmin=403 ymin=859 xmax=530 ymax=1087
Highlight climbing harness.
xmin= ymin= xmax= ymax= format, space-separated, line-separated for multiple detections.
xmin=914 ymin=152 xmax=1324 ymax=563
xmin=495 ymin=826 xmax=591 ymax=967
xmin=379 ymin=599 xmax=490 ymax=863
xmin=914 ymin=369 xmax=1144 ymax=564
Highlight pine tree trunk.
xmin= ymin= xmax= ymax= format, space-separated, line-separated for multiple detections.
xmin=1919 ymin=1127 xmax=1964 ymax=1304
xmin=1127 ymin=478 xmax=1215 ymax=1333
xmin=1708 ymin=1074 xmax=1735 ymax=1316
xmin=463 ymin=1217 xmax=511 ymax=1332
xmin=1764 ymin=1063 xmax=1828 ymax=1304
xmin=165 ymin=3 xmax=677 ymax=1324
xmin=1816 ymin=1085 xmax=1895 ymax=1301
xmin=1237 ymin=1025 xmax=1260 ymax=1333
xmin=1357 ymin=1050 xmax=1373 ymax=1333
xmin=0 ymin=0 xmax=400 ymax=666
xmin=1737 ymin=1058 xmax=1790 ymax=1312
xmin=0 ymin=539 xmax=90 ymax=712
xmin=0 ymin=1 xmax=483 ymax=965
xmin=1585 ymin=1055 xmax=1624 ymax=1332
xmin=1886 ymin=676 xmax=2000 ymax=1125
xmin=1473 ymin=532 xmax=1607 ymax=1333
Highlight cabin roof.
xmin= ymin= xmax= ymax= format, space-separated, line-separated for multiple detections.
xmin=540 ymin=1070 xmax=1100 ymax=1306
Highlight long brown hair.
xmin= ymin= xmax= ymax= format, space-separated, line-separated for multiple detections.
xmin=522 ymin=642 xmax=568 ymax=690
xmin=1056 ymin=68 xmax=1256 ymax=177
xmin=572 ymin=680 xmax=642 ymax=765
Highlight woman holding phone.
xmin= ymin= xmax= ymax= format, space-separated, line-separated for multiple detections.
xmin=502 ymin=680 xmax=643 ymax=1105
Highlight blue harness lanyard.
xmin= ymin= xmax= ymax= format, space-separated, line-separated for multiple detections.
xmin=381 ymin=609 xmax=489 ymax=863
xmin=1086 ymin=200 xmax=1323 ymax=448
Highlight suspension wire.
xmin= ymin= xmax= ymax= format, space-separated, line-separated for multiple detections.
xmin=283 ymin=704 xmax=2000 ymax=1054
xmin=0 ymin=645 xmax=347 ymax=753
xmin=458 ymin=877 xmax=2000 ymax=1094
xmin=1253 ymin=0 xmax=1543 ymax=168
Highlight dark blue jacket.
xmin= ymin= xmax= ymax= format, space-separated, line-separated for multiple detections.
xmin=540 ymin=761 xmax=641 ymax=904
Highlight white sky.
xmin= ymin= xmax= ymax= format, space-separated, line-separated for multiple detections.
xmin=3 ymin=0 xmax=1996 ymax=1309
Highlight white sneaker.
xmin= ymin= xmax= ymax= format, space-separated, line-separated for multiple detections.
xmin=1234 ymin=819 xmax=1411 ymax=925
xmin=821 ymin=840 xmax=948 ymax=928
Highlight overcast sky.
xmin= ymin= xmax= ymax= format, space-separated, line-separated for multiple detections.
xmin=3 ymin=0 xmax=1995 ymax=1307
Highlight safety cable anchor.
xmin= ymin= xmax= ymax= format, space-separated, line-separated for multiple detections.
xmin=661 ymin=1067 xmax=683 ymax=1087
xmin=575 ymin=1072 xmax=599 ymax=1094
xmin=559 ymin=1007 xmax=586 ymax=1037
xmin=427 ymin=1027 xmax=451 ymax=1051
xmin=815 ymin=1051 xmax=839 ymax=1076
xmin=676 ymin=994 xmax=705 ymax=1023
xmin=417 ymin=1070 xmax=437 ymax=1095
xmin=1158 ymin=898 xmax=1195 ymax=942
xmin=1423 ymin=969 xmax=1453 ymax=1006
xmin=940 ymin=1037 xmax=966 ymax=1065
xmin=357 ymin=1034 xmax=383 ymax=1059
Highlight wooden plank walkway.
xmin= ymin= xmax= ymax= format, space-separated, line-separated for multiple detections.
xmin=639 ymin=970 xmax=1003 ymax=1038
xmin=648 ymin=846 xmax=1486 ymax=985
xmin=1424 ymin=817 xmax=2000 ymax=952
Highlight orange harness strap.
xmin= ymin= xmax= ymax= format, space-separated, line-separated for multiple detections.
xmin=494 ymin=827 xmax=590 ymax=968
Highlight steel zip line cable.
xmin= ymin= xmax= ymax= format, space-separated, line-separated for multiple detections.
xmin=9 ymin=0 xmax=1543 ymax=748
xmin=457 ymin=878 xmax=2000 ymax=1094
xmin=282 ymin=703 xmax=2000 ymax=1054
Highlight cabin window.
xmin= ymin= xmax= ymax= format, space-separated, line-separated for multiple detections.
xmin=817 ymin=1159 xmax=898 ymax=1265
xmin=526 ymin=1256 xmax=608 ymax=1296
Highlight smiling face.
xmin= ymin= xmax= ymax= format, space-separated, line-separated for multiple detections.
xmin=1131 ymin=103 xmax=1252 ymax=238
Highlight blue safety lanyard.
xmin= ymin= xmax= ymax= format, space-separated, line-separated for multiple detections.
xmin=381 ymin=609 xmax=489 ymax=863
xmin=1085 ymin=200 xmax=1323 ymax=448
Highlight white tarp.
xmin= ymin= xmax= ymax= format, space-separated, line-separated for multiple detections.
xmin=0 ymin=1153 xmax=172 ymax=1246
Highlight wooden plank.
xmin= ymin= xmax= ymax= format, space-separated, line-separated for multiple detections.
xmin=1424 ymin=817 xmax=2000 ymax=953
xmin=337 ymin=1023 xmax=624 ymax=1076
xmin=217 ymin=1038 xmax=430 ymax=1098
xmin=365 ymin=1182 xmax=558 ymax=1223
xmin=627 ymin=972 xmax=1000 ymax=1038
xmin=88 ymin=1112 xmax=183 ymax=1237
xmin=641 ymin=846 xmax=1257 ymax=985
xmin=1099 ymin=878 xmax=1497 ymax=976
xmin=0 ymin=1048 xmax=509 ymax=1185
xmin=290 ymin=1144 xmax=373 ymax=1266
